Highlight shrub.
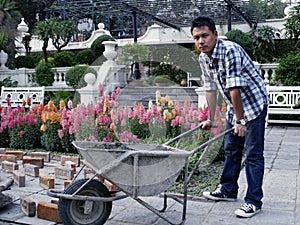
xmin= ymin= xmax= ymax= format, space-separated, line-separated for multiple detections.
xmin=9 ymin=123 xmax=41 ymax=149
xmin=40 ymin=101 xmax=63 ymax=152
xmin=91 ymin=35 xmax=115 ymax=58
xmin=0 ymin=76 xmax=18 ymax=89
xmin=14 ymin=55 xmax=36 ymax=69
xmin=274 ymin=52 xmax=300 ymax=86
xmin=53 ymin=51 xmax=77 ymax=67
xmin=225 ymin=29 xmax=253 ymax=59
xmin=34 ymin=62 xmax=55 ymax=86
xmin=66 ymin=65 xmax=97 ymax=89
xmin=0 ymin=128 xmax=9 ymax=147
xmin=76 ymin=49 xmax=97 ymax=65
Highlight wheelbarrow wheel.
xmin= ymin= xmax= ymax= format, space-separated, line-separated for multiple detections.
xmin=58 ymin=179 xmax=112 ymax=225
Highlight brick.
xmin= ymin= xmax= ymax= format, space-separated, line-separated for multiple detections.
xmin=0 ymin=154 xmax=17 ymax=163
xmin=20 ymin=195 xmax=36 ymax=217
xmin=39 ymin=173 xmax=55 ymax=189
xmin=5 ymin=150 xmax=24 ymax=160
xmin=13 ymin=170 xmax=25 ymax=187
xmin=84 ymin=167 xmax=104 ymax=182
xmin=104 ymin=179 xmax=117 ymax=196
xmin=23 ymin=156 xmax=44 ymax=168
xmin=37 ymin=201 xmax=61 ymax=223
xmin=64 ymin=160 xmax=76 ymax=174
xmin=2 ymin=161 xmax=19 ymax=173
xmin=64 ymin=180 xmax=72 ymax=189
xmin=24 ymin=163 xmax=39 ymax=177
xmin=54 ymin=166 xmax=74 ymax=180
xmin=61 ymin=156 xmax=80 ymax=167
xmin=30 ymin=152 xmax=50 ymax=162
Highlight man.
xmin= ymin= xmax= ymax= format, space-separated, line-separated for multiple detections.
xmin=191 ymin=16 xmax=270 ymax=218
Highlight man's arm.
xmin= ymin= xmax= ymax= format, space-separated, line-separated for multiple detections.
xmin=201 ymin=90 xmax=217 ymax=129
xmin=230 ymin=88 xmax=246 ymax=136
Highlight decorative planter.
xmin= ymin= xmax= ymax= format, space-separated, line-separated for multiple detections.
xmin=0 ymin=50 xmax=8 ymax=70
xmin=103 ymin=41 xmax=117 ymax=61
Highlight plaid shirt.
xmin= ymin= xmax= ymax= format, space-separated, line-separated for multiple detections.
xmin=199 ymin=39 xmax=271 ymax=123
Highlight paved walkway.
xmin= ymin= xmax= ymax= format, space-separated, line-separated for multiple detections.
xmin=0 ymin=125 xmax=299 ymax=225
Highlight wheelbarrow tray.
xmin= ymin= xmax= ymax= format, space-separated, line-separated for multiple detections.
xmin=73 ymin=141 xmax=191 ymax=197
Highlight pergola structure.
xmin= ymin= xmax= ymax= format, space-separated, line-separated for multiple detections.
xmin=45 ymin=0 xmax=264 ymax=39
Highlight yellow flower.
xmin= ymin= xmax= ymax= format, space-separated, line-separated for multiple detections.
xmin=165 ymin=95 xmax=170 ymax=102
xmin=48 ymin=100 xmax=55 ymax=111
xmin=40 ymin=124 xmax=47 ymax=132
xmin=163 ymin=109 xmax=172 ymax=121
xmin=168 ymin=100 xmax=174 ymax=108
xmin=160 ymin=97 xmax=167 ymax=106
xmin=103 ymin=96 xmax=110 ymax=114
xmin=59 ymin=100 xmax=65 ymax=110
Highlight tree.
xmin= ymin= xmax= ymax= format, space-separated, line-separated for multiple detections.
xmin=250 ymin=0 xmax=287 ymax=19
xmin=0 ymin=0 xmax=21 ymax=53
xmin=248 ymin=25 xmax=280 ymax=63
xmin=34 ymin=19 xmax=52 ymax=62
xmin=34 ymin=17 xmax=77 ymax=61
xmin=284 ymin=3 xmax=300 ymax=51
xmin=50 ymin=18 xmax=77 ymax=52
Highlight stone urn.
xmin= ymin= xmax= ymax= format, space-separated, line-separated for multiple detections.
xmin=0 ymin=50 xmax=8 ymax=70
xmin=103 ymin=41 xmax=117 ymax=61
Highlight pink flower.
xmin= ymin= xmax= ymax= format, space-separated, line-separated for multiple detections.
xmin=19 ymin=130 xmax=25 ymax=138
xmin=67 ymin=100 xmax=73 ymax=109
xmin=58 ymin=129 xmax=64 ymax=138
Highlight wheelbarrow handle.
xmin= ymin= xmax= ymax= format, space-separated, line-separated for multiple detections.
xmin=163 ymin=124 xmax=219 ymax=146
xmin=163 ymin=124 xmax=203 ymax=146
xmin=191 ymin=127 xmax=234 ymax=154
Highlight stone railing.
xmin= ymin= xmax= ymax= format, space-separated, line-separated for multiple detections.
xmin=0 ymin=65 xmax=101 ymax=91
xmin=254 ymin=62 xmax=278 ymax=85
xmin=1 ymin=63 xmax=279 ymax=92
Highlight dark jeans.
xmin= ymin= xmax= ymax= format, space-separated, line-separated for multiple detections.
xmin=220 ymin=106 xmax=267 ymax=208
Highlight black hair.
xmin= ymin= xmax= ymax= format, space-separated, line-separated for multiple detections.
xmin=190 ymin=16 xmax=216 ymax=34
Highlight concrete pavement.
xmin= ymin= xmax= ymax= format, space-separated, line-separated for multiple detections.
xmin=0 ymin=125 xmax=299 ymax=225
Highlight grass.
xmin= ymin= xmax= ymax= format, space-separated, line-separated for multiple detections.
xmin=168 ymin=161 xmax=224 ymax=197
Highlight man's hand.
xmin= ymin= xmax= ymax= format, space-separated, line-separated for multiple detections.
xmin=233 ymin=124 xmax=246 ymax=137
xmin=200 ymin=120 xmax=212 ymax=130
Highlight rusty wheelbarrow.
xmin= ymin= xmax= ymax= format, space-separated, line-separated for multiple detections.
xmin=47 ymin=125 xmax=233 ymax=225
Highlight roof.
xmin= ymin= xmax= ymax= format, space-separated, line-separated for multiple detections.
xmin=46 ymin=0 xmax=264 ymax=37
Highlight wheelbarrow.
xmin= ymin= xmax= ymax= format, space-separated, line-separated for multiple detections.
xmin=48 ymin=125 xmax=233 ymax=225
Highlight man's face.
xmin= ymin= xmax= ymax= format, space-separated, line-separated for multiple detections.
xmin=192 ymin=26 xmax=218 ymax=58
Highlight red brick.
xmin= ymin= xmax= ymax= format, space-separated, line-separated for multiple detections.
xmin=104 ymin=179 xmax=117 ymax=196
xmin=39 ymin=173 xmax=55 ymax=189
xmin=1 ymin=161 xmax=19 ymax=173
xmin=24 ymin=163 xmax=39 ymax=177
xmin=23 ymin=156 xmax=44 ymax=168
xmin=0 ymin=154 xmax=17 ymax=163
xmin=37 ymin=201 xmax=61 ymax=223
xmin=5 ymin=150 xmax=24 ymax=160
xmin=54 ymin=166 xmax=74 ymax=180
xmin=30 ymin=152 xmax=50 ymax=162
xmin=84 ymin=167 xmax=104 ymax=182
xmin=64 ymin=160 xmax=76 ymax=174
xmin=64 ymin=180 xmax=72 ymax=189
xmin=13 ymin=170 xmax=25 ymax=187
xmin=20 ymin=195 xmax=36 ymax=217
xmin=61 ymin=155 xmax=80 ymax=167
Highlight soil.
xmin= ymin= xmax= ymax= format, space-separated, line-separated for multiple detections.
xmin=168 ymin=161 xmax=224 ymax=197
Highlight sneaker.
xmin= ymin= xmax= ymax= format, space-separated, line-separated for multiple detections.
xmin=235 ymin=203 xmax=261 ymax=218
xmin=203 ymin=187 xmax=237 ymax=202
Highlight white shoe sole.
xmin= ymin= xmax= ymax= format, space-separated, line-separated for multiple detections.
xmin=235 ymin=208 xmax=261 ymax=218
xmin=203 ymin=191 xmax=237 ymax=202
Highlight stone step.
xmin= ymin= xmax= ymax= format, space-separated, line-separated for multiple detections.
xmin=117 ymin=85 xmax=199 ymax=107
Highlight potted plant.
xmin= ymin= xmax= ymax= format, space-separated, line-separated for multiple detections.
xmin=153 ymin=75 xmax=173 ymax=86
